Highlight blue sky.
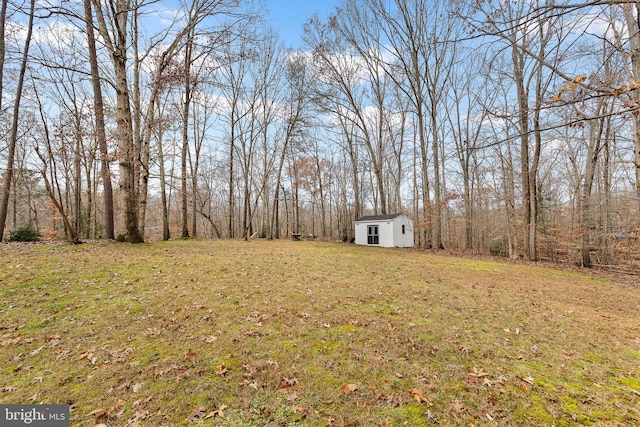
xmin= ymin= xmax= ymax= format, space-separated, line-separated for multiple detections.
xmin=264 ymin=0 xmax=341 ymax=47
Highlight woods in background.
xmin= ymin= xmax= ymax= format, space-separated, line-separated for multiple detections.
xmin=0 ymin=0 xmax=639 ymax=269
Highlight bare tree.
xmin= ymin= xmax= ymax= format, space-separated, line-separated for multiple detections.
xmin=181 ymin=25 xmax=196 ymax=238
xmin=90 ymin=0 xmax=141 ymax=242
xmin=217 ymin=35 xmax=250 ymax=238
xmin=83 ymin=0 xmax=114 ymax=239
xmin=446 ymin=52 xmax=492 ymax=250
xmin=367 ymin=0 xmax=436 ymax=247
xmin=154 ymin=89 xmax=175 ymax=241
xmin=304 ymin=7 xmax=391 ymax=217
xmin=0 ymin=0 xmax=35 ymax=240
xmin=134 ymin=0 xmax=243 ymax=238
xmin=270 ymin=51 xmax=312 ymax=238
xmin=621 ymin=4 xmax=640 ymax=216
xmin=464 ymin=0 xmax=568 ymax=260
xmin=215 ymin=20 xmax=264 ymax=238
xmin=0 ymin=0 xmax=8 ymax=115
xmin=32 ymin=83 xmax=80 ymax=243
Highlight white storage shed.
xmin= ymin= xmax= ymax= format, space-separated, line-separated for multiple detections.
xmin=354 ymin=214 xmax=414 ymax=248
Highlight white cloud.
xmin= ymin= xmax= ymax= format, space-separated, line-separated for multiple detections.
xmin=140 ymin=5 xmax=184 ymax=31
xmin=568 ymin=9 xmax=627 ymax=43
xmin=33 ymin=20 xmax=84 ymax=48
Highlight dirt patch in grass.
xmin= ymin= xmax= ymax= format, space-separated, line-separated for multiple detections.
xmin=1 ymin=240 xmax=639 ymax=426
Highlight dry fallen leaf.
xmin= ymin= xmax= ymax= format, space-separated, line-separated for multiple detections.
xmin=204 ymin=405 xmax=228 ymax=419
xmin=215 ymin=364 xmax=228 ymax=377
xmin=468 ymin=366 xmax=490 ymax=378
xmin=340 ymin=383 xmax=358 ymax=395
xmin=185 ymin=349 xmax=198 ymax=364
xmin=451 ymin=399 xmax=466 ymax=413
xmin=187 ymin=406 xmax=206 ymax=422
xmin=410 ymin=388 xmax=431 ymax=405
xmin=127 ymin=409 xmax=149 ymax=425
xmin=520 ymin=376 xmax=535 ymax=386
xmin=116 ymin=380 xmax=131 ymax=390
xmin=30 ymin=345 xmax=45 ymax=356
xmin=386 ymin=394 xmax=405 ymax=407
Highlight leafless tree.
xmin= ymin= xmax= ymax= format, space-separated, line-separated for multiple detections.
xmin=446 ymin=52 xmax=492 ymax=250
xmin=90 ymin=0 xmax=142 ymax=242
xmin=0 ymin=0 xmax=8 ymax=116
xmin=83 ymin=0 xmax=114 ymax=239
xmin=304 ymin=5 xmax=391 ymax=217
xmin=620 ymin=4 xmax=640 ymax=216
xmin=0 ymin=0 xmax=35 ymax=240
xmin=270 ymin=50 xmax=313 ymax=239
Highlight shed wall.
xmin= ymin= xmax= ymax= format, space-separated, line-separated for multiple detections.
xmin=354 ymin=222 xmax=368 ymax=245
xmin=354 ymin=215 xmax=414 ymax=248
xmin=379 ymin=222 xmax=394 ymax=247
xmin=392 ymin=216 xmax=414 ymax=247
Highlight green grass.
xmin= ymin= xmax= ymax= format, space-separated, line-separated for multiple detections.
xmin=0 ymin=240 xmax=639 ymax=426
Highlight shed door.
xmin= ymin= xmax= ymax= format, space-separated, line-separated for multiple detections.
xmin=367 ymin=225 xmax=379 ymax=244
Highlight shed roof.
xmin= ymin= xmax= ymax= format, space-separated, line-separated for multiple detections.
xmin=355 ymin=213 xmax=406 ymax=222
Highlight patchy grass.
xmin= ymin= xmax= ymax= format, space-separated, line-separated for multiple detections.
xmin=0 ymin=240 xmax=639 ymax=426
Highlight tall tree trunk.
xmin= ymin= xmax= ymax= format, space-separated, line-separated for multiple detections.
xmin=0 ymin=0 xmax=35 ymax=240
xmin=340 ymin=118 xmax=361 ymax=222
xmin=181 ymin=30 xmax=194 ymax=239
xmin=498 ymin=124 xmax=519 ymax=259
xmin=315 ymin=152 xmax=327 ymax=237
xmin=271 ymin=148 xmax=289 ymax=239
xmin=579 ymin=98 xmax=609 ymax=267
xmin=92 ymin=0 xmax=142 ymax=242
xmin=0 ymin=0 xmax=8 ymax=114
xmin=579 ymin=136 xmax=598 ymax=268
xmin=116 ymin=52 xmax=141 ymax=241
xmin=158 ymin=130 xmax=171 ymax=241
xmin=74 ymin=114 xmax=82 ymax=238
xmin=512 ymin=37 xmax=532 ymax=260
xmin=228 ymin=112 xmax=235 ymax=238
xmin=623 ymin=4 xmax=640 ymax=217
xmin=132 ymin=3 xmax=145 ymax=236
xmin=83 ymin=0 xmax=114 ymax=240
xmin=271 ymin=138 xmax=291 ymax=239
xmin=463 ymin=161 xmax=472 ymax=250
xmin=430 ymin=97 xmax=442 ymax=249
xmin=419 ymin=124 xmax=432 ymax=249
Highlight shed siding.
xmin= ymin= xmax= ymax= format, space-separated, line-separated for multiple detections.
xmin=379 ymin=221 xmax=394 ymax=247
xmin=354 ymin=222 xmax=368 ymax=245
xmin=354 ymin=214 xmax=414 ymax=248
xmin=392 ymin=216 xmax=414 ymax=247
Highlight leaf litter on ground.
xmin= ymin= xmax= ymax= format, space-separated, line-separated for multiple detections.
xmin=0 ymin=240 xmax=638 ymax=425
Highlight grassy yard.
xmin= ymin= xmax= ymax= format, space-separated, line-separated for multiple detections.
xmin=0 ymin=240 xmax=639 ymax=426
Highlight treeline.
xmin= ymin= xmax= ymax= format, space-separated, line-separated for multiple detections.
xmin=0 ymin=0 xmax=639 ymax=268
